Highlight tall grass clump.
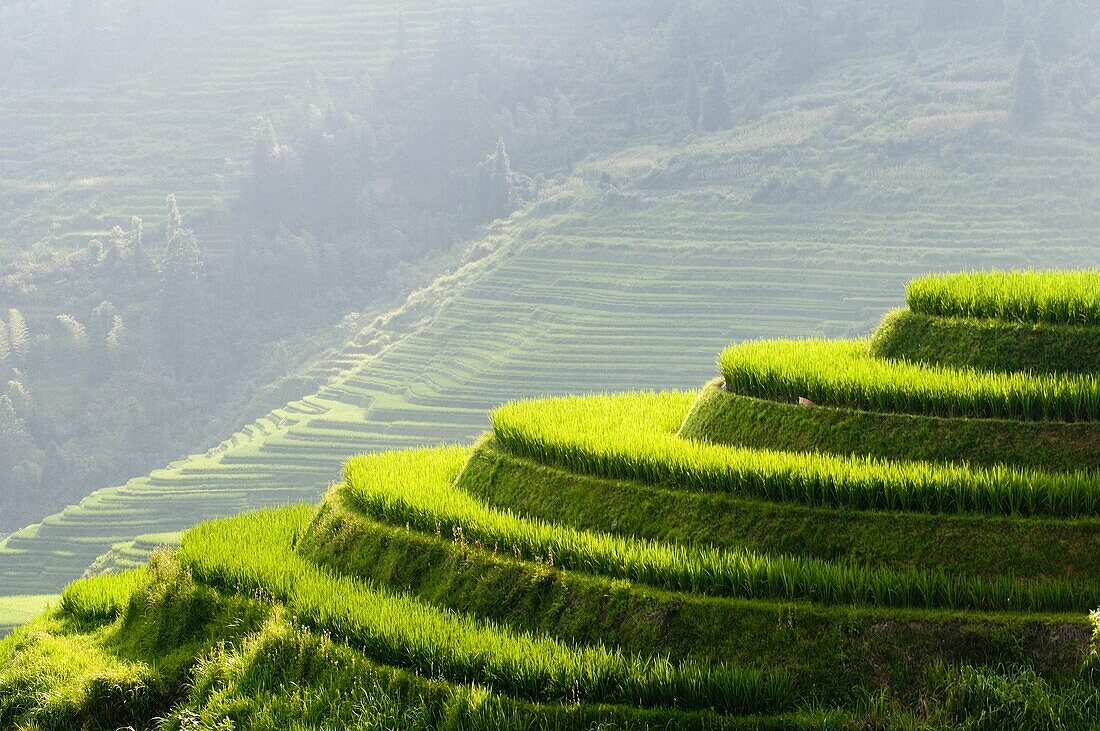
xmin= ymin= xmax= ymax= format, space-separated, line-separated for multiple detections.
xmin=492 ymin=392 xmax=1100 ymax=518
xmin=719 ymin=339 xmax=1100 ymax=422
xmin=342 ymin=448 xmax=1100 ymax=613
xmin=176 ymin=501 xmax=795 ymax=716
xmin=908 ymin=270 xmax=1100 ymax=326
xmin=59 ymin=567 xmax=150 ymax=623
xmin=925 ymin=663 xmax=1100 ymax=731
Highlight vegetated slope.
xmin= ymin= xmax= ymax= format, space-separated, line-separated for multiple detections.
xmin=5 ymin=31 xmax=1100 ymax=597
xmin=0 ymin=0 xmax=548 ymax=248
xmin=6 ymin=271 xmax=1100 ymax=728
xmin=5 ymin=55 xmax=1100 ymax=603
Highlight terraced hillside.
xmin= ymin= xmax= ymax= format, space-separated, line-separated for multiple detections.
xmin=0 ymin=199 xmax=1089 ymax=600
xmin=0 ymin=0 xmax=545 ymax=247
xmin=5 ymin=105 xmax=1100 ymax=602
xmin=6 ymin=270 xmax=1100 ymax=728
xmin=6 ymin=29 xmax=1100 ymax=612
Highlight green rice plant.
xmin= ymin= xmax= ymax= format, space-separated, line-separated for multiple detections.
xmin=924 ymin=662 xmax=1100 ymax=731
xmin=59 ymin=567 xmax=150 ymax=623
xmin=719 ymin=339 xmax=1100 ymax=422
xmin=908 ymin=270 xmax=1100 ymax=326
xmin=342 ymin=447 xmax=1100 ymax=614
xmin=492 ymin=391 xmax=1100 ymax=518
xmin=167 ymin=614 xmax=822 ymax=731
xmin=176 ymin=500 xmax=794 ymax=716
xmin=0 ymin=616 xmax=163 ymax=729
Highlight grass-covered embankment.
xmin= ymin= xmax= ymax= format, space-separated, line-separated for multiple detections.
xmin=459 ymin=439 xmax=1100 ymax=581
xmin=869 ymin=309 xmax=1100 ymax=374
xmin=678 ymin=380 xmax=1100 ymax=471
xmin=341 ymin=448 xmax=1100 ymax=613
xmin=492 ymin=392 xmax=1100 ymax=517
xmin=719 ymin=339 xmax=1100 ymax=422
xmin=6 ymin=554 xmax=813 ymax=730
xmin=177 ymin=502 xmax=794 ymax=716
xmin=299 ymin=463 xmax=1091 ymax=701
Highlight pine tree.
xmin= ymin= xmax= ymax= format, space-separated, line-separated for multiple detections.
xmin=479 ymin=137 xmax=519 ymax=220
xmin=0 ymin=319 xmax=8 ymax=365
xmin=163 ymin=194 xmax=203 ymax=282
xmin=56 ymin=314 xmax=87 ymax=346
xmin=130 ymin=216 xmax=144 ymax=256
xmin=685 ymin=64 xmax=701 ymax=131
xmin=699 ymin=62 xmax=732 ymax=133
xmin=7 ymin=309 xmax=29 ymax=361
xmin=1012 ymin=42 xmax=1045 ymax=131
xmin=106 ymin=315 xmax=126 ymax=357
xmin=165 ymin=193 xmax=184 ymax=242
xmin=247 ymin=119 xmax=285 ymax=222
xmin=6 ymin=380 xmax=33 ymax=412
xmin=0 ymin=393 xmax=32 ymax=468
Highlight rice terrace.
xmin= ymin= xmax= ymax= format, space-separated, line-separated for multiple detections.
xmin=4 ymin=271 xmax=1100 ymax=728
xmin=6 ymin=1 xmax=1100 ymax=729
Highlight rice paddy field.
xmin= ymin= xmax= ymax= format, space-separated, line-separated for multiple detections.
xmin=5 ymin=110 xmax=1100 ymax=608
xmin=8 ymin=271 xmax=1100 ymax=726
xmin=5 ymin=5 xmax=1100 ymax=614
xmin=2 ymin=186 xmax=1096 ymax=604
xmin=0 ymin=596 xmax=55 ymax=637
xmin=6 ymin=2 xmax=1100 ymax=724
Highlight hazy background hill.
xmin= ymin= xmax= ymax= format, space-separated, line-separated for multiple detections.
xmin=2 ymin=0 xmax=1100 ymax=596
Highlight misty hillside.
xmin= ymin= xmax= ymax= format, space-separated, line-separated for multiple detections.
xmin=7 ymin=1 xmax=1100 ymax=729
xmin=5 ymin=0 xmax=1100 ymax=597
xmin=2 ymin=0 xmax=1098 ymax=533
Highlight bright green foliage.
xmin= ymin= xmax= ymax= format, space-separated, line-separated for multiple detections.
xmin=0 ymin=617 xmax=163 ymax=729
xmin=460 ymin=440 xmax=1100 ymax=582
xmin=493 ymin=392 xmax=1100 ymax=517
xmin=303 ymin=483 xmax=1094 ymax=703
xmin=679 ymin=381 xmax=1100 ymax=472
xmin=869 ymin=309 xmax=1100 ymax=374
xmin=907 ymin=270 xmax=1100 ymax=326
xmin=720 ymin=338 xmax=1100 ymax=421
xmin=343 ymin=448 xmax=1099 ymax=613
xmin=60 ymin=567 xmax=149 ymax=623
xmin=177 ymin=502 xmax=794 ymax=715
xmin=165 ymin=614 xmax=819 ymax=731
xmin=927 ymin=663 xmax=1100 ymax=731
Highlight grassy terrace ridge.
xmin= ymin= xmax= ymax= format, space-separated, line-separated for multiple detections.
xmin=907 ymin=270 xmax=1100 ymax=326
xmin=9 ymin=34 xmax=1100 ymax=600
xmin=11 ymin=261 xmax=1100 ymax=725
xmin=1 ymin=585 xmax=832 ymax=731
xmin=135 ymin=504 xmax=791 ymax=718
xmin=869 ymin=309 xmax=1100 ymax=374
xmin=460 ymin=440 xmax=1100 ymax=580
xmin=720 ymin=338 xmax=1100 ymax=422
xmin=342 ymin=449 xmax=1099 ymax=613
xmin=491 ymin=392 xmax=1100 ymax=517
xmin=679 ymin=380 xmax=1100 ymax=471
xmin=302 ymin=485 xmax=1091 ymax=702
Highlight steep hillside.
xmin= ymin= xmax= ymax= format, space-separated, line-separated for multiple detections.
xmin=5 ymin=66 xmax=1100 ymax=602
xmin=6 ymin=271 xmax=1100 ymax=728
xmin=6 ymin=16 xmax=1100 ymax=610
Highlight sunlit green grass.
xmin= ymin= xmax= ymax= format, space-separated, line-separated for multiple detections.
xmin=492 ymin=392 xmax=1100 ymax=517
xmin=175 ymin=504 xmax=794 ymax=715
xmin=343 ymin=447 xmax=1100 ymax=613
xmin=720 ymin=338 xmax=1100 ymax=421
xmin=909 ymin=270 xmax=1100 ymax=325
